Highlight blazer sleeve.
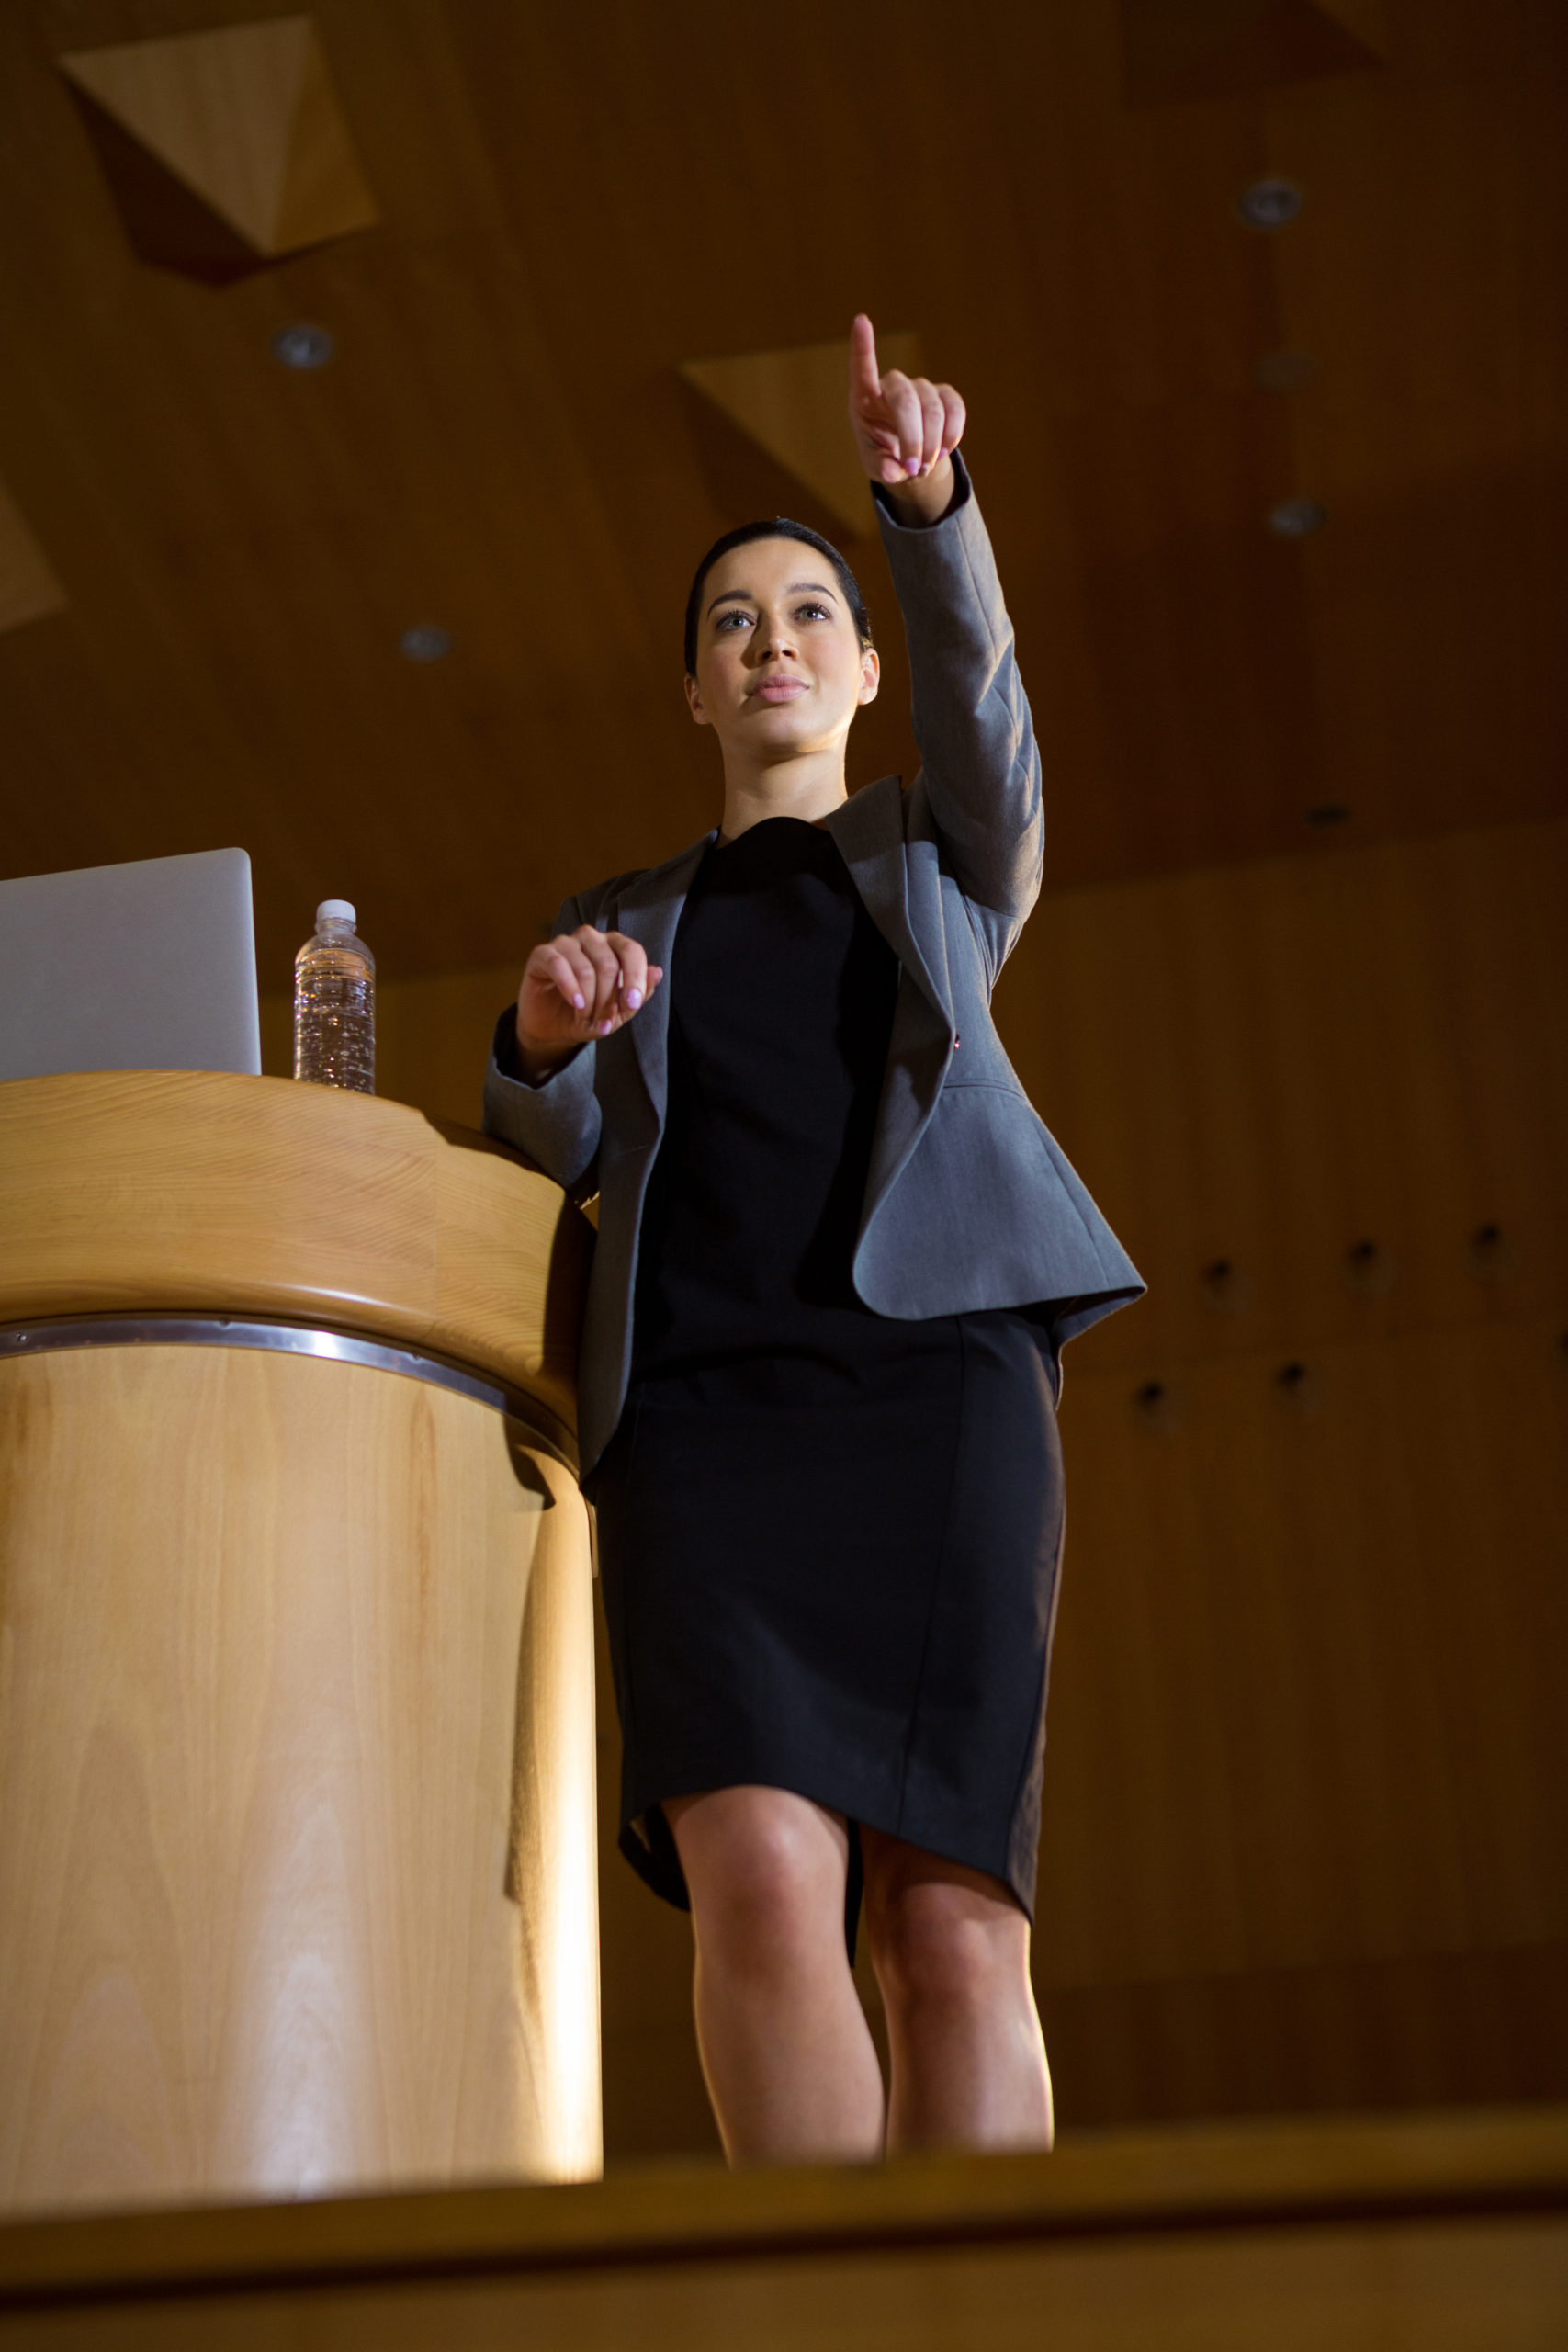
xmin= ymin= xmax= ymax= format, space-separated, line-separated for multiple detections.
xmin=874 ymin=453 xmax=1043 ymax=981
xmin=480 ymin=891 xmax=603 ymax=1191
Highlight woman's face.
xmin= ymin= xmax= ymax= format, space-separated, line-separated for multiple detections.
xmin=684 ymin=537 xmax=878 ymax=761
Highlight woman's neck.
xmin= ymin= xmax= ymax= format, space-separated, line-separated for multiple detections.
xmin=717 ymin=747 xmax=849 ymax=842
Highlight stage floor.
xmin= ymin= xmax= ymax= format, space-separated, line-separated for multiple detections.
xmin=1 ymin=2105 xmax=1564 ymax=2348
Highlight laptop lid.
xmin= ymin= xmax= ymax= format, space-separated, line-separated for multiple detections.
xmin=0 ymin=847 xmax=262 ymax=1082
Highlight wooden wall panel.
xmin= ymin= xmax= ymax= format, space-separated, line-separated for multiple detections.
xmin=995 ymin=816 xmax=1568 ymax=1372
xmin=1005 ymin=817 xmax=1568 ymax=2125
xmin=1044 ymin=1942 xmax=1568 ymax=2127
xmin=1038 ymin=1318 xmax=1568 ymax=1990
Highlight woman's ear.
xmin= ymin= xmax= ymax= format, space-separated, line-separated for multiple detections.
xmin=857 ymin=647 xmax=881 ymax=707
xmin=685 ymin=673 xmax=711 ymax=728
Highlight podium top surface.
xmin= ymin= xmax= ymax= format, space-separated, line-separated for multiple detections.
xmin=0 ymin=1071 xmax=591 ymax=1439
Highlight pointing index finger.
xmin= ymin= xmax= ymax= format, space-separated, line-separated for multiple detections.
xmin=849 ymin=312 xmax=880 ymax=401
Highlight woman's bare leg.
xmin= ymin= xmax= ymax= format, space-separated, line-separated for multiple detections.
xmin=665 ymin=1787 xmax=886 ymax=2165
xmin=861 ymin=1828 xmax=1053 ymax=2154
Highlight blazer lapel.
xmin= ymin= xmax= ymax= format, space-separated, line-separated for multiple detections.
xmin=824 ymin=776 xmax=954 ymax=1228
xmin=822 ymin=775 xmax=950 ymax=1027
xmin=612 ymin=831 xmax=714 ymax=1132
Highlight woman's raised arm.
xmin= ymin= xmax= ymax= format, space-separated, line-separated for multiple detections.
xmin=848 ymin=316 xmax=1043 ymax=975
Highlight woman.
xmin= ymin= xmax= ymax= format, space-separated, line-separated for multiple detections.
xmin=485 ymin=317 xmax=1142 ymax=2165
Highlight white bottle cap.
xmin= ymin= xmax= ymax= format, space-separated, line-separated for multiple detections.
xmin=317 ymin=899 xmax=356 ymax=926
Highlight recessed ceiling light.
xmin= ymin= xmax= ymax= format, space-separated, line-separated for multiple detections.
xmin=1344 ymin=1238 xmax=1398 ymax=1298
xmin=1131 ymin=1378 xmax=1179 ymax=1432
xmin=1269 ymin=497 xmax=1327 ymax=537
xmin=272 ymin=322 xmax=334 ymax=370
xmin=1238 ymin=177 xmax=1304 ymax=230
xmin=1467 ymin=1222 xmax=1517 ymax=1281
xmin=1253 ymin=350 xmax=1315 ymax=392
xmin=1304 ymin=803 xmax=1350 ymax=826
xmin=1274 ymin=1359 xmax=1322 ymax=1413
xmin=400 ymin=623 xmax=452 ymax=662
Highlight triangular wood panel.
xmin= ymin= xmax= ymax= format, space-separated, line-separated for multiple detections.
xmin=1311 ymin=0 xmax=1391 ymax=51
xmin=271 ymin=20 xmax=380 ymax=252
xmin=1122 ymin=0 xmax=1389 ymax=103
xmin=0 ymin=479 xmax=66 ymax=637
xmin=58 ymin=16 xmax=376 ymax=259
xmin=681 ymin=333 xmax=924 ymax=539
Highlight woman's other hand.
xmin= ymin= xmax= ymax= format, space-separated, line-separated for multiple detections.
xmin=848 ymin=313 xmax=965 ymax=526
xmin=513 ymin=926 xmax=663 ymax=1080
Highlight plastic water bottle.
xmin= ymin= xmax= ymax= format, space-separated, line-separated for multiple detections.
xmin=293 ymin=900 xmax=375 ymax=1093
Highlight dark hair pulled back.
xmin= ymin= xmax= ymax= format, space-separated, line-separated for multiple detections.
xmin=682 ymin=516 xmax=872 ymax=678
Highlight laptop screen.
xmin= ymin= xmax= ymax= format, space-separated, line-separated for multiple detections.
xmin=0 ymin=846 xmax=262 ymax=1082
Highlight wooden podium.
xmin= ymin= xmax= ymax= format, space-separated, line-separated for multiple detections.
xmin=0 ymin=1072 xmax=600 ymax=2213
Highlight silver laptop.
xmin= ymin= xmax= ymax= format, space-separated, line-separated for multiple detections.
xmin=0 ymin=847 xmax=262 ymax=1081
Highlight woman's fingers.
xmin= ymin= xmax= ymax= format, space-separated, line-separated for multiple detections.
xmin=849 ymin=317 xmax=968 ymax=488
xmin=573 ymin=927 xmax=623 ymax=1027
xmin=571 ymin=927 xmax=668 ymax=1035
xmin=849 ymin=312 xmax=881 ymax=407
xmin=541 ymin=944 xmax=589 ymax=1011
xmin=519 ymin=930 xmax=665 ymax=1055
xmin=602 ymin=931 xmax=651 ymax=1014
xmin=528 ymin=935 xmax=594 ymax=1009
xmin=884 ymin=370 xmax=959 ymax=478
xmin=878 ymin=368 xmax=926 ymax=476
xmin=918 ymin=380 xmax=946 ymax=472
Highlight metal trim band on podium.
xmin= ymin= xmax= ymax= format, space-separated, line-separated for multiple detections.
xmin=0 ymin=1314 xmax=579 ymax=1471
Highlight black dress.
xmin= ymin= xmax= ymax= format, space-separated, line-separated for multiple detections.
xmin=585 ymin=816 xmax=1066 ymax=1939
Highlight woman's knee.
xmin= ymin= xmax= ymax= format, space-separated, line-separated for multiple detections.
xmin=871 ymin=1889 xmax=1023 ymax=2022
xmin=670 ymin=1790 xmax=847 ymax=1972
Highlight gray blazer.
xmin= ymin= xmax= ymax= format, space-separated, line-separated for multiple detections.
xmin=484 ymin=460 xmax=1144 ymax=1473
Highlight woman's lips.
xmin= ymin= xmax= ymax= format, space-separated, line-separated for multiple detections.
xmin=750 ymin=678 xmax=807 ymax=703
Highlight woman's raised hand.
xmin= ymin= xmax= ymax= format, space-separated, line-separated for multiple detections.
xmin=848 ymin=314 xmax=965 ymax=507
xmin=514 ymin=925 xmax=662 ymax=1076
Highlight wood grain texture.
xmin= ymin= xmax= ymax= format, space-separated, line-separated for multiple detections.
xmin=1038 ymin=1318 xmax=1568 ymax=1989
xmin=0 ymin=479 xmax=64 ymax=639
xmin=1121 ymin=0 xmax=1392 ymax=104
xmin=58 ymin=17 xmax=376 ymax=256
xmin=2 ymin=2220 xmax=1551 ymax=2352
xmin=0 ymin=2109 xmax=1562 ymax=2349
xmin=0 ymin=1344 xmax=598 ymax=2211
xmin=0 ymin=1071 xmax=592 ymax=1439
xmin=681 ymin=333 xmax=922 ymax=537
xmin=997 ymin=817 xmax=1568 ymax=1374
xmin=0 ymin=0 xmax=1562 ymax=984
xmin=270 ymin=17 xmax=380 ymax=253
xmin=1044 ymin=1942 xmax=1568 ymax=2126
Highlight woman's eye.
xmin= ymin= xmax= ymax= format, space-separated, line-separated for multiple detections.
xmin=796 ymin=602 xmax=831 ymax=621
xmin=716 ymin=610 xmax=751 ymax=633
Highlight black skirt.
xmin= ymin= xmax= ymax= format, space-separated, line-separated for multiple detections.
xmin=590 ymin=1310 xmax=1065 ymax=1934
